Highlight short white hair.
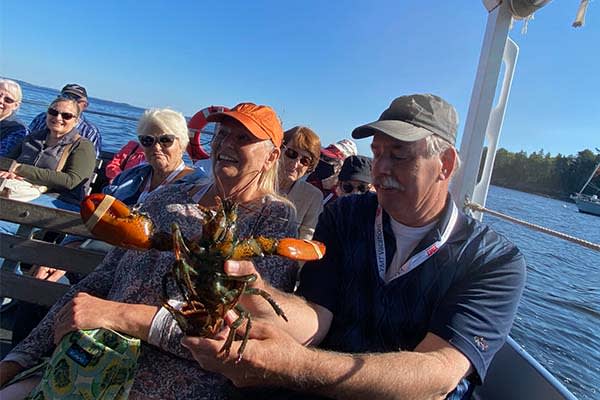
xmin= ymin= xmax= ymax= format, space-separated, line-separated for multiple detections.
xmin=0 ymin=79 xmax=23 ymax=103
xmin=138 ymin=108 xmax=190 ymax=150
xmin=425 ymin=134 xmax=461 ymax=173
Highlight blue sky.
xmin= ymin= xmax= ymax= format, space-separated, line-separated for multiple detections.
xmin=1 ymin=1 xmax=598 ymax=157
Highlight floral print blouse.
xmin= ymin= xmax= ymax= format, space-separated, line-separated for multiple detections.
xmin=6 ymin=181 xmax=298 ymax=400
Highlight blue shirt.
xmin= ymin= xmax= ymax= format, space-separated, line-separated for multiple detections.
xmin=29 ymin=112 xmax=102 ymax=156
xmin=0 ymin=114 xmax=29 ymax=157
xmin=297 ymin=192 xmax=526 ymax=399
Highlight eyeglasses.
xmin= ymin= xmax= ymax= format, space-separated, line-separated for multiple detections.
xmin=341 ymin=182 xmax=369 ymax=194
xmin=138 ymin=134 xmax=177 ymax=148
xmin=0 ymin=93 xmax=16 ymax=104
xmin=47 ymin=108 xmax=77 ymax=120
xmin=284 ymin=147 xmax=312 ymax=168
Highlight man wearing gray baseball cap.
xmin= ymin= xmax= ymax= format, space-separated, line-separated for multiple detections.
xmin=182 ymin=94 xmax=526 ymax=400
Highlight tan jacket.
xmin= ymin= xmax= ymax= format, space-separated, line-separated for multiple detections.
xmin=286 ymin=180 xmax=324 ymax=240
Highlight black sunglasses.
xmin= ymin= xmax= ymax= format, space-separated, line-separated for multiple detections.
xmin=47 ymin=108 xmax=77 ymax=121
xmin=284 ymin=147 xmax=312 ymax=168
xmin=138 ymin=134 xmax=177 ymax=148
xmin=341 ymin=182 xmax=369 ymax=194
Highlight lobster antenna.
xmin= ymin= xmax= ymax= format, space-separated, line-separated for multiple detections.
xmin=218 ymin=170 xmax=263 ymax=203
xmin=245 ymin=200 xmax=270 ymax=238
xmin=236 ymin=202 xmax=316 ymax=236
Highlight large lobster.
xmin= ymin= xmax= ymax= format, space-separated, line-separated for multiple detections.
xmin=80 ymin=193 xmax=325 ymax=360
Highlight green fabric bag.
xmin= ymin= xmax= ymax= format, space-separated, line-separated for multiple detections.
xmin=25 ymin=328 xmax=140 ymax=400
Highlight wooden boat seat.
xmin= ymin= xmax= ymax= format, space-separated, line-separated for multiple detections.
xmin=0 ymin=198 xmax=105 ymax=306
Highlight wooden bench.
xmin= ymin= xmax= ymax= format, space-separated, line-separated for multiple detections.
xmin=0 ymin=197 xmax=106 ymax=307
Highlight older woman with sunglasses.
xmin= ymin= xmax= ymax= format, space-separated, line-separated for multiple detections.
xmin=1 ymin=103 xmax=300 ymax=400
xmin=100 ymin=108 xmax=194 ymax=205
xmin=0 ymin=96 xmax=95 ymax=211
xmin=279 ymin=126 xmax=323 ymax=240
xmin=0 ymin=79 xmax=29 ymax=157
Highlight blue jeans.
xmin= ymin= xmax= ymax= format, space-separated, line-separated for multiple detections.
xmin=0 ymin=194 xmax=80 ymax=272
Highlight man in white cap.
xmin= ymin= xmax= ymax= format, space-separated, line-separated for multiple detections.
xmin=182 ymin=94 xmax=526 ymax=400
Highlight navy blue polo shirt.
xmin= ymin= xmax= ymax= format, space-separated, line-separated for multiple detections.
xmin=297 ymin=192 xmax=526 ymax=395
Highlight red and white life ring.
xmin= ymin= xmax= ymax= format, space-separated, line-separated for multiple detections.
xmin=187 ymin=105 xmax=229 ymax=161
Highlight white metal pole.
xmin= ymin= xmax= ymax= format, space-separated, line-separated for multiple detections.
xmin=450 ymin=2 xmax=514 ymax=220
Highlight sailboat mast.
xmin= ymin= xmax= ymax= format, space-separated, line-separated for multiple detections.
xmin=578 ymin=162 xmax=600 ymax=194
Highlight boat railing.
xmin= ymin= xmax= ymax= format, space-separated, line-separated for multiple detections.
xmin=0 ymin=198 xmax=105 ymax=306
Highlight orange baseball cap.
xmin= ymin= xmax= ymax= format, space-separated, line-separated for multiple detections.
xmin=207 ymin=102 xmax=283 ymax=148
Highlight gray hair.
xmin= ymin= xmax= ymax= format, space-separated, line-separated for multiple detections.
xmin=425 ymin=134 xmax=461 ymax=173
xmin=0 ymin=79 xmax=23 ymax=104
xmin=138 ymin=108 xmax=190 ymax=150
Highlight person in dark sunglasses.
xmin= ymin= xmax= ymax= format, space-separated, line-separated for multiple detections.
xmin=278 ymin=126 xmax=323 ymax=239
xmin=0 ymin=96 xmax=95 ymax=210
xmin=0 ymin=79 xmax=29 ymax=157
xmin=335 ymin=155 xmax=374 ymax=197
xmin=28 ymin=83 xmax=102 ymax=156
xmin=0 ymin=96 xmax=95 ymax=275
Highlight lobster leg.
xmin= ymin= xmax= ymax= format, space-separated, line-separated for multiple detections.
xmin=219 ymin=303 xmax=251 ymax=362
xmin=242 ymin=287 xmax=288 ymax=322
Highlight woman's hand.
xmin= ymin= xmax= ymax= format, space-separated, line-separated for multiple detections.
xmin=0 ymin=360 xmax=24 ymax=387
xmin=0 ymin=171 xmax=22 ymax=180
xmin=53 ymin=292 xmax=118 ymax=344
xmin=181 ymin=319 xmax=308 ymax=388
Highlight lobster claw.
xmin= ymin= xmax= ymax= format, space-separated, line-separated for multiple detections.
xmin=80 ymin=193 xmax=155 ymax=250
xmin=275 ymin=238 xmax=326 ymax=261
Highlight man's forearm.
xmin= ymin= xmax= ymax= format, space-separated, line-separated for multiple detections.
xmin=251 ymin=286 xmax=331 ymax=345
xmin=278 ymin=348 xmax=462 ymax=400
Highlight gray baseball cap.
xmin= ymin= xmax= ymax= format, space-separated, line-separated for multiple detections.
xmin=351 ymin=94 xmax=458 ymax=145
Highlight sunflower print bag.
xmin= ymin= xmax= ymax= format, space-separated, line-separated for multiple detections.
xmin=26 ymin=328 xmax=140 ymax=400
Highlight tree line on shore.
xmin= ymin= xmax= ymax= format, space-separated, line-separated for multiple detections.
xmin=489 ymin=148 xmax=600 ymax=200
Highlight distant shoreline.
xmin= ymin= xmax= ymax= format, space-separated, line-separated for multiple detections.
xmin=4 ymin=76 xmax=146 ymax=113
xmin=491 ymin=182 xmax=574 ymax=203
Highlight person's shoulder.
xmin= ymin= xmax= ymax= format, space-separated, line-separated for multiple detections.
xmin=459 ymin=212 xmax=525 ymax=266
xmin=299 ymin=180 xmax=324 ymax=195
xmin=30 ymin=112 xmax=45 ymax=122
xmin=122 ymin=162 xmax=151 ymax=177
xmin=294 ymin=180 xmax=324 ymax=201
xmin=262 ymin=194 xmax=295 ymax=213
xmin=2 ymin=114 xmax=27 ymax=129
xmin=79 ymin=114 xmax=100 ymax=132
xmin=321 ymin=192 xmax=378 ymax=228
xmin=75 ymin=135 xmax=96 ymax=151
xmin=331 ymin=191 xmax=377 ymax=213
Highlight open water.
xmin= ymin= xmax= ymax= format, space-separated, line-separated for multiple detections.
xmin=10 ymin=80 xmax=600 ymax=400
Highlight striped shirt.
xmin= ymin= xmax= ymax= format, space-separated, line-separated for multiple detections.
xmin=29 ymin=112 xmax=102 ymax=156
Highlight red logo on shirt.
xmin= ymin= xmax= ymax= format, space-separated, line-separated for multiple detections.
xmin=426 ymin=245 xmax=438 ymax=256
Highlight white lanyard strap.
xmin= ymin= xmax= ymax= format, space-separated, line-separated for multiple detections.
xmin=138 ymin=162 xmax=185 ymax=203
xmin=374 ymin=202 xmax=459 ymax=281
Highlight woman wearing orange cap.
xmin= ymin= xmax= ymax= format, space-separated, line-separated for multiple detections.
xmin=0 ymin=103 xmax=300 ymax=399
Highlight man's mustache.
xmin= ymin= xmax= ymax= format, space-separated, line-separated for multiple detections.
xmin=372 ymin=176 xmax=404 ymax=190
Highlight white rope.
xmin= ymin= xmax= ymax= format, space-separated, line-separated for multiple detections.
xmin=464 ymin=201 xmax=600 ymax=252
